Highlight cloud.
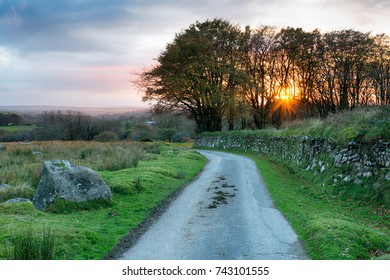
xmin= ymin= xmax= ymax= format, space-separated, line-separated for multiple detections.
xmin=323 ymin=0 xmax=390 ymax=34
xmin=0 ymin=0 xmax=28 ymax=26
xmin=0 ymin=0 xmax=389 ymax=107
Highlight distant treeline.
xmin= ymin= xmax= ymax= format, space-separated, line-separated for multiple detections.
xmin=0 ymin=113 xmax=21 ymax=126
xmin=141 ymin=19 xmax=390 ymax=132
xmin=0 ymin=111 xmax=195 ymax=142
xmin=0 ymin=111 xmax=114 ymax=142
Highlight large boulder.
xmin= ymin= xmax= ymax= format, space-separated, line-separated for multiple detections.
xmin=33 ymin=160 xmax=112 ymax=211
xmin=0 ymin=144 xmax=6 ymax=151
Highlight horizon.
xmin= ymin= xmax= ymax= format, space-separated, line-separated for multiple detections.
xmin=0 ymin=105 xmax=151 ymax=117
xmin=0 ymin=104 xmax=150 ymax=109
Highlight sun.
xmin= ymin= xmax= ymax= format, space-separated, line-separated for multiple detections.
xmin=271 ymin=85 xmax=298 ymax=116
xmin=279 ymin=85 xmax=296 ymax=101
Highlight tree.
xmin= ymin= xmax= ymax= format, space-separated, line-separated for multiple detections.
xmin=323 ymin=30 xmax=373 ymax=111
xmin=38 ymin=111 xmax=94 ymax=140
xmin=370 ymin=34 xmax=390 ymax=105
xmin=242 ymin=26 xmax=277 ymax=129
xmin=140 ymin=19 xmax=248 ymax=132
xmin=0 ymin=113 xmax=21 ymax=126
xmin=139 ymin=19 xmax=389 ymax=131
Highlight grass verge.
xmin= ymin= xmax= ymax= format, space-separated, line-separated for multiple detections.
xmin=208 ymin=149 xmax=390 ymax=260
xmin=0 ymin=143 xmax=206 ymax=259
xmin=2 ymin=226 xmax=56 ymax=260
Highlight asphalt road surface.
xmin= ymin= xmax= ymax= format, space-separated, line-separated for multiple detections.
xmin=120 ymin=150 xmax=307 ymax=260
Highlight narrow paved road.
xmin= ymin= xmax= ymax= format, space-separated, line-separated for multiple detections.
xmin=120 ymin=150 xmax=307 ymax=260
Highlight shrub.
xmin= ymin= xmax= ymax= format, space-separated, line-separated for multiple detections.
xmin=159 ymin=128 xmax=177 ymax=141
xmin=129 ymin=124 xmax=157 ymax=142
xmin=94 ymin=131 xmax=119 ymax=142
xmin=171 ymin=132 xmax=189 ymax=143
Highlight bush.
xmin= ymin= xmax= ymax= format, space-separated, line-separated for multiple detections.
xmin=171 ymin=132 xmax=190 ymax=143
xmin=94 ymin=131 xmax=119 ymax=142
xmin=129 ymin=124 xmax=157 ymax=142
xmin=159 ymin=128 xmax=177 ymax=141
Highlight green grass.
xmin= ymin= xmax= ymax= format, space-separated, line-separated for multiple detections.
xmin=0 ymin=141 xmax=145 ymax=191
xmin=201 ymin=106 xmax=390 ymax=142
xmin=3 ymin=226 xmax=56 ymax=260
xmin=0 ymin=125 xmax=36 ymax=132
xmin=282 ymin=106 xmax=390 ymax=141
xmin=0 ymin=142 xmax=206 ymax=259
xmin=232 ymin=150 xmax=390 ymax=259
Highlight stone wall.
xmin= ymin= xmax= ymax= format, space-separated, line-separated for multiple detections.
xmin=194 ymin=134 xmax=390 ymax=203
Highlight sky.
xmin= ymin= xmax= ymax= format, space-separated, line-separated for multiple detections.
xmin=1 ymin=0 xmax=389 ymax=108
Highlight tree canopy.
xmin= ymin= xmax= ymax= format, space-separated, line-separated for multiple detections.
xmin=140 ymin=19 xmax=390 ymax=132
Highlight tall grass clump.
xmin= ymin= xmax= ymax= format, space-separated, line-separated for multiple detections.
xmin=134 ymin=176 xmax=143 ymax=192
xmin=4 ymin=226 xmax=56 ymax=260
xmin=0 ymin=183 xmax=35 ymax=203
xmin=95 ymin=144 xmax=144 ymax=171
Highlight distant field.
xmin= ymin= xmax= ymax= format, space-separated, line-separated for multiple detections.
xmin=0 ymin=125 xmax=36 ymax=132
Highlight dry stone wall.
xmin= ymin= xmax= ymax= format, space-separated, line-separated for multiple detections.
xmin=194 ymin=134 xmax=390 ymax=203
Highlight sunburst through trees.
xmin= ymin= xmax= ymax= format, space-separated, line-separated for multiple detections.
xmin=139 ymin=19 xmax=390 ymax=132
